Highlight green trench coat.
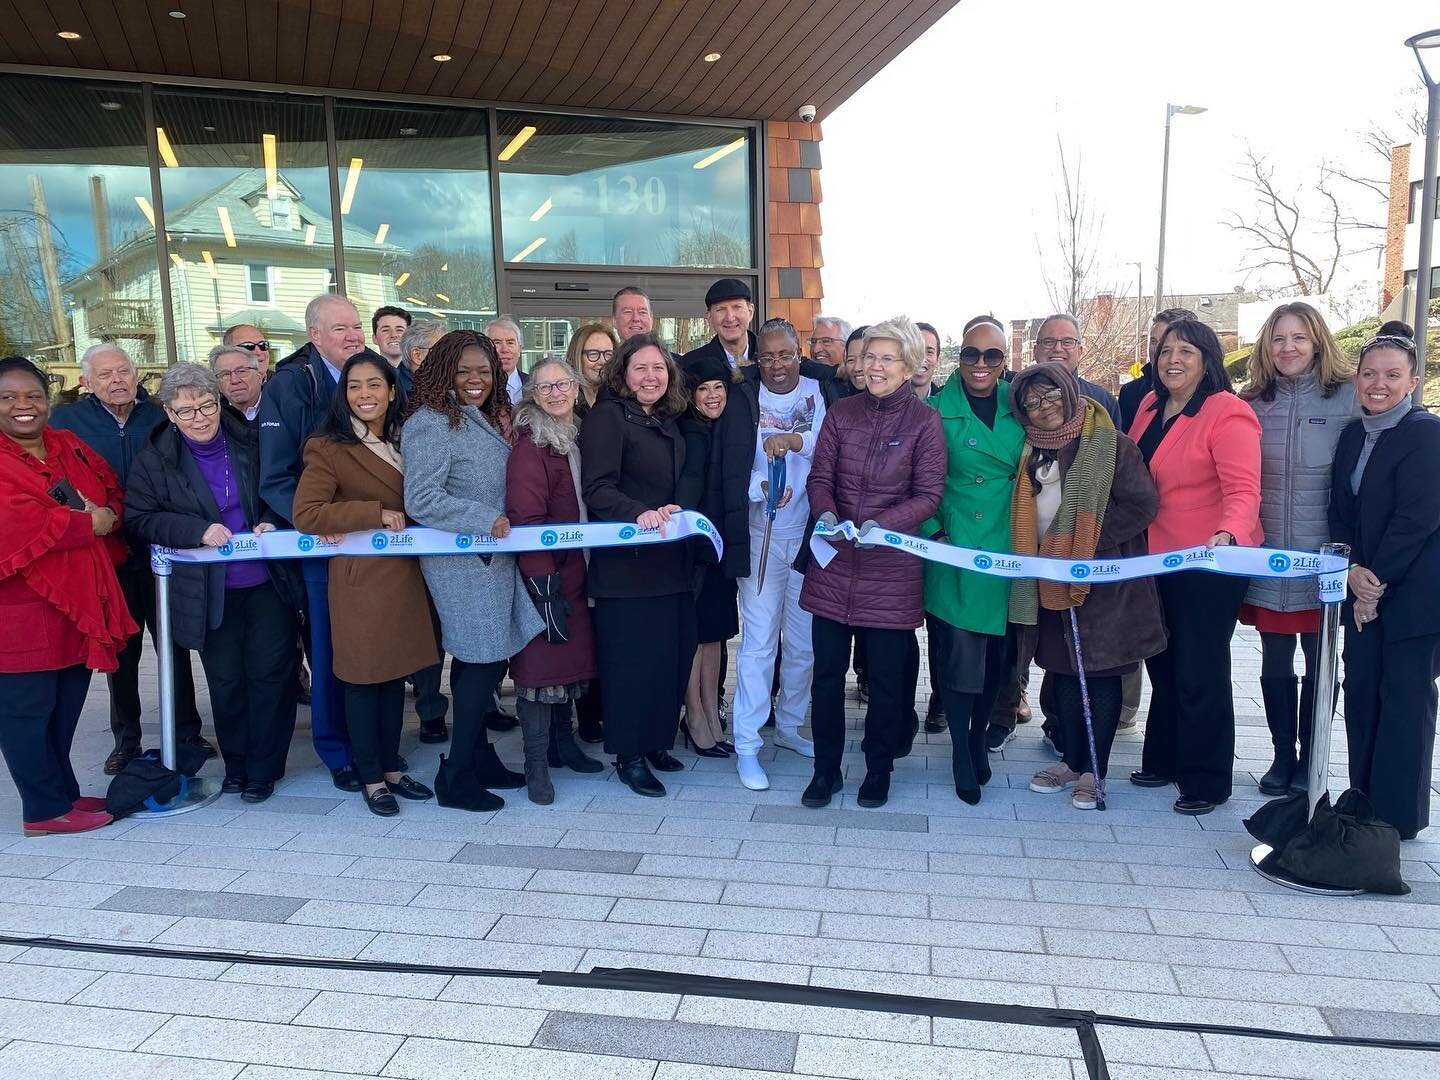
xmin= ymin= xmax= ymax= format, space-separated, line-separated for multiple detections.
xmin=920 ymin=377 xmax=1026 ymax=636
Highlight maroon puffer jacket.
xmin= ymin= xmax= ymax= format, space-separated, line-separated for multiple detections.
xmin=800 ymin=383 xmax=946 ymax=629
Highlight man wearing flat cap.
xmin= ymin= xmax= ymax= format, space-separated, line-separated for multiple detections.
xmin=684 ymin=278 xmax=757 ymax=375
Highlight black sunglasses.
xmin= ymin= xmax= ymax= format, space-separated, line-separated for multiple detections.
xmin=235 ymin=340 xmax=270 ymax=352
xmin=959 ymin=347 xmax=1006 ymax=367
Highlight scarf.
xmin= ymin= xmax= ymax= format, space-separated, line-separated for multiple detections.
xmin=1008 ymin=398 xmax=1117 ymax=623
xmin=351 ymin=416 xmax=403 ymax=473
xmin=0 ymin=429 xmax=137 ymax=671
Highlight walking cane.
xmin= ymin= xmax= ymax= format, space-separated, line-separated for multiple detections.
xmin=755 ymin=453 xmax=786 ymax=589
xmin=1065 ymin=607 xmax=1106 ymax=811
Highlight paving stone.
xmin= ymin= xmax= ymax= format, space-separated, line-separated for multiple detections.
xmin=381 ymin=1036 xmax=658 ymax=1080
xmin=98 ymin=886 xmax=307 ymax=924
xmin=224 ymin=870 xmax=424 ymax=905
xmin=410 ymin=881 xmax=614 ymax=920
xmin=1044 ymin=926 xmax=1290 ymax=970
xmin=0 ymin=852 xmax=73 ymax=878
xmin=827 ymin=865 xmax=1035 ymax=901
xmin=0 ymin=1041 xmax=240 ymax=1080
xmin=490 ymin=913 xmax=705 ymax=957
xmin=452 ymin=842 xmax=641 ymax=873
xmin=0 ymin=900 xmax=179 ymax=942
xmin=50 ymin=858 xmax=245 ymax=892
xmin=835 ymin=828 xmax=1025 ymax=856
xmin=659 ymin=816 xmax=839 ymax=844
xmin=385 ymin=818 xmax=567 ymax=846
xmin=704 ymin=929 xmax=930 ymax=974
xmin=579 ymin=948 xmax=812 ymax=985
xmin=558 ymin=829 xmax=743 ymax=858
xmin=1203 ymin=1031 xmax=1437 ymax=1080
xmin=751 ymin=804 xmax=929 ymax=832
xmin=932 ymin=1016 xmax=1208 ymax=1068
xmin=635 ymin=852 xmax=831 ymax=886
xmin=1173 ymin=965 xmax=1440 ymax=1013
xmin=1149 ymin=909 xmax=1395 ymax=949
xmin=1321 ymin=1007 xmax=1440 ymax=1041
xmin=490 ymin=809 xmax=668 ymax=835
xmin=610 ymin=897 xmax=821 ymax=936
xmin=280 ymin=833 xmax=464 ymax=863
xmin=811 ymin=967 xmax=1059 ymax=1009
xmin=4 ymin=835 xmax=188 ymax=864
xmin=821 ymin=912 xmax=1042 ymax=952
xmin=737 ymin=839 xmax=928 ymax=870
xmin=0 ymin=998 xmax=167 ymax=1050
xmin=527 ymin=868 xmax=726 ymax=903
xmin=0 ymin=877 xmax=124 ymax=908
xmin=228 ymin=796 xmax=345 ymax=816
xmin=720 ymin=881 xmax=929 ymax=917
xmin=218 ymin=960 xmax=451 ymax=998
xmin=1384 ymin=925 xmax=1440 ymax=954
xmin=442 ymin=973 xmax=680 ymax=1019
xmin=0 ymin=961 xmax=103 ymax=1002
xmin=534 ymin=1010 xmax=799 ymax=1071
xmin=675 ymin=995 xmax=931 ymax=1043
xmin=586 ymin=795 xmax=757 ymax=821
xmin=1032 ymin=878 xmax=1257 ymax=914
xmin=792 ymin=1033 xmax=1072 ymax=1079
xmin=154 ymin=916 xmax=377 ymax=959
xmin=139 ymin=1015 xmax=401 ymax=1071
xmin=928 ymin=850 xmax=1132 ymax=883
xmin=1281 ymin=943 xmax=1424 ymax=980
xmin=237 ymin=1067 xmax=357 ymax=1080
xmin=934 ymin=945 xmax=1179 ymax=993
xmin=6 ymin=945 xmax=228 ymax=981
xmin=292 ymin=989 xmax=544 ymax=1044
xmin=286 ymin=897 xmax=500 ymax=940
xmin=164 ymin=846 xmax=360 ymax=877
xmin=345 ymin=856 xmax=536 ymax=891
xmin=74 ymin=971 xmax=316 ymax=1022
xmin=123 ymin=822 xmax=304 ymax=850
xmin=1054 ymin=986 xmax=1332 ymax=1034
xmin=358 ymin=930 xmax=583 ymax=974
xmin=1248 ymin=892 xmax=1440 ymax=930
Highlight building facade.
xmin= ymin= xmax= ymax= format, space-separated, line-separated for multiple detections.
xmin=1383 ymin=140 xmax=1440 ymax=310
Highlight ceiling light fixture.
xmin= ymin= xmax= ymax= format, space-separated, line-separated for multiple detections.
xmin=404 ymin=296 xmax=426 ymax=305
xmin=394 ymin=272 xmax=411 ymax=287
xmin=262 ymin=133 xmax=279 ymax=199
xmin=498 ymin=125 xmax=537 ymax=161
xmin=435 ymin=292 xmax=451 ymax=302
xmin=170 ymin=253 xmax=185 ymax=269
xmin=155 ymin=127 xmax=180 ymax=168
xmin=100 ymin=100 xmax=122 ymax=111
xmin=134 ymin=196 xmax=155 ymax=227
xmin=374 ymin=223 xmax=389 ymax=244
xmin=217 ymin=206 xmax=236 ymax=247
xmin=201 ymin=249 xmax=218 ymax=278
xmin=57 ymin=31 xmax=81 ymax=41
xmin=703 ymin=52 xmax=722 ymax=63
xmin=399 ymin=127 xmax=419 ymax=136
xmin=432 ymin=53 xmax=452 ymax=62
xmin=510 ymin=237 xmax=546 ymax=262
xmin=339 ymin=157 xmax=363 ymax=214
xmin=693 ymin=137 xmax=746 ymax=170
xmin=168 ymin=9 xmax=186 ymax=18
xmin=529 ymin=197 xmax=553 ymax=222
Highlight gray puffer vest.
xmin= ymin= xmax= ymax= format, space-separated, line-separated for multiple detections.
xmin=1245 ymin=373 xmax=1357 ymax=612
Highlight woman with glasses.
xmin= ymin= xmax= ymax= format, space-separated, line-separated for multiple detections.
xmin=293 ymin=351 xmax=439 ymax=817
xmin=918 ymin=317 xmax=1024 ymax=804
xmin=1008 ymin=363 xmax=1165 ymax=810
xmin=565 ymin=323 xmax=620 ymax=418
xmin=124 ymin=363 xmax=299 ymax=803
xmin=1330 ymin=322 xmax=1440 ymax=840
xmin=800 ymin=316 xmax=945 ymax=810
xmin=504 ymin=357 xmax=604 ymax=804
xmin=1128 ymin=318 xmax=1261 ymax=816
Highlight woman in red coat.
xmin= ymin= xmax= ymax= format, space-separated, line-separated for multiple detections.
xmin=0 ymin=356 xmax=136 ymax=836
xmin=505 ymin=357 xmax=602 ymax=803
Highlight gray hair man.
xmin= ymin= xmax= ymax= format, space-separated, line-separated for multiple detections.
xmin=397 ymin=320 xmax=445 ymax=396
xmin=484 ymin=315 xmax=525 ymax=406
xmin=1032 ymin=313 xmax=1120 ymax=424
xmin=807 ymin=314 xmax=852 ymax=369
xmin=209 ymin=343 xmax=264 ymax=422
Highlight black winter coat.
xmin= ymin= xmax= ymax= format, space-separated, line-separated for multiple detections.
xmin=123 ymin=412 xmax=298 ymax=650
xmin=1329 ymin=406 xmax=1440 ymax=641
xmin=682 ymin=330 xmax=758 ymax=374
xmin=1119 ymin=365 xmax=1153 ymax=434
xmin=579 ymin=391 xmax=692 ymax=598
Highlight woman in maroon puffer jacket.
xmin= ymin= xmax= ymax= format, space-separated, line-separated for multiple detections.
xmin=800 ymin=316 xmax=946 ymax=810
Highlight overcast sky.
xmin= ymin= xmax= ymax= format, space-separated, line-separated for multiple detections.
xmin=821 ymin=0 xmax=1429 ymax=337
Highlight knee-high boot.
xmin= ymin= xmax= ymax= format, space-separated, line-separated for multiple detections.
xmin=1292 ymin=675 xmax=1335 ymax=795
xmin=1258 ymin=676 xmax=1299 ymax=795
xmin=516 ymin=698 xmax=554 ymax=805
xmin=547 ymin=701 xmax=604 ymax=773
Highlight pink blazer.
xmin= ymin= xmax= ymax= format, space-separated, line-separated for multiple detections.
xmin=1128 ymin=390 xmax=1263 ymax=553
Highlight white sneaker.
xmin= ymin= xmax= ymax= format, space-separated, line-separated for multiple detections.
xmin=772 ymin=731 xmax=815 ymax=758
xmin=736 ymin=752 xmax=770 ymax=791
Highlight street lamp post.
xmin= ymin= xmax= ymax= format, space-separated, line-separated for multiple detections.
xmin=1407 ymin=30 xmax=1440 ymax=404
xmin=1155 ymin=103 xmax=1206 ymax=315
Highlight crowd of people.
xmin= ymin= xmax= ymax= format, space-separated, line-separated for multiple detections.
xmin=1 ymin=281 xmax=1436 ymax=843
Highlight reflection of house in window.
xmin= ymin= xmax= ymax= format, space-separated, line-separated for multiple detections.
xmin=246 ymin=264 xmax=276 ymax=303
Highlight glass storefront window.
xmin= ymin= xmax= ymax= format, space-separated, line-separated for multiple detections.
xmin=0 ymin=77 xmax=161 ymax=390
xmin=514 ymin=315 xmax=710 ymax=372
xmin=497 ymin=114 xmax=752 ymax=269
xmin=334 ymin=101 xmax=496 ymax=336
xmin=153 ymin=88 xmax=334 ymax=365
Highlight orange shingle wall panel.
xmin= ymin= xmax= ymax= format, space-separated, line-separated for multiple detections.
xmin=765 ymin=119 xmax=825 ymax=341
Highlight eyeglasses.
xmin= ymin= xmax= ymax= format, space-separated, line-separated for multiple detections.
xmin=1036 ymin=337 xmax=1080 ymax=351
xmin=170 ymin=399 xmax=221 ymax=422
xmin=215 ymin=365 xmax=260 ymax=381
xmin=1021 ymin=388 xmax=1065 ymax=411
xmin=234 ymin=340 xmax=270 ymax=353
xmin=581 ymin=349 xmax=614 ymax=363
xmin=535 ymin=378 xmax=576 ymax=397
xmin=959 ymin=347 xmax=1006 ymax=367
xmin=757 ymin=351 xmax=797 ymax=364
xmin=808 ymin=336 xmax=842 ymax=347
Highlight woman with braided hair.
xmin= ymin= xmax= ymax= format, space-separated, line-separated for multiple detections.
xmin=1009 ymin=362 xmax=1166 ymax=810
xmin=403 ymin=330 xmax=542 ymax=811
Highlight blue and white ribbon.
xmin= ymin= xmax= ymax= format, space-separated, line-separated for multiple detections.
xmin=810 ymin=520 xmax=1349 ymax=604
xmin=150 ymin=510 xmax=722 ymax=574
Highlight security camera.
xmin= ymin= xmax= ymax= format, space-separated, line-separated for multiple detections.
xmin=798 ymin=104 xmax=817 ymax=123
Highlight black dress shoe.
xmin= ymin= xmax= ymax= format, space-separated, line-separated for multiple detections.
xmin=924 ymin=714 xmax=948 ymax=734
xmin=104 ymin=745 xmax=141 ymax=775
xmin=1129 ymin=770 xmax=1173 ymax=788
xmin=485 ymin=692 xmax=518 ymax=732
xmin=693 ymin=743 xmax=730 ymax=759
xmin=331 ymin=765 xmax=363 ymax=792
xmin=418 ymin=720 xmax=449 ymax=744
xmin=801 ymin=770 xmax=843 ymax=808
xmin=241 ymin=780 xmax=274 ymax=803
xmin=386 ymin=775 xmax=434 ymax=801
xmin=364 ymin=788 xmax=400 ymax=817
xmin=1173 ymin=796 xmax=1215 ymax=816
xmin=181 ymin=735 xmax=219 ymax=760
xmin=857 ymin=771 xmax=890 ymax=808
xmin=221 ymin=776 xmax=246 ymax=794
xmin=645 ymin=750 xmax=684 ymax=772
xmin=616 ymin=756 xmax=666 ymax=797
xmin=716 ymin=740 xmax=735 ymax=754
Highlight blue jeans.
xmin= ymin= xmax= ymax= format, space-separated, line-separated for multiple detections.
xmin=305 ymin=573 xmax=351 ymax=770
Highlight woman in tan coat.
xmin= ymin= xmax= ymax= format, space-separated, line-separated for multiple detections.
xmin=294 ymin=351 xmax=439 ymax=816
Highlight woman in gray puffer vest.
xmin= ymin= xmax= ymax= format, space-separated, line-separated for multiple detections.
xmin=1239 ymin=303 xmax=1356 ymax=796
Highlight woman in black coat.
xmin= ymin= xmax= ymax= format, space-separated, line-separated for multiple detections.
xmin=1329 ymin=321 xmax=1440 ymax=840
xmin=579 ymin=331 xmax=697 ymax=798
xmin=124 ymin=363 xmax=299 ymax=802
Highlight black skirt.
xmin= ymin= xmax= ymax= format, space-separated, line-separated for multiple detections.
xmin=694 ymin=565 xmax=739 ymax=644
xmin=593 ymin=593 xmax=699 ymax=758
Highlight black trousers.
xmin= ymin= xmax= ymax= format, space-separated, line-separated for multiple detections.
xmin=1343 ymin=624 xmax=1440 ymax=837
xmin=575 ymin=679 xmax=604 ymax=740
xmin=931 ymin=620 xmax=1007 ymax=790
xmin=450 ymin=657 xmax=506 ymax=773
xmin=112 ymin=561 xmax=203 ymax=748
xmin=0 ymin=665 xmax=91 ymax=822
xmin=1142 ymin=570 xmax=1248 ymax=802
xmin=412 ymin=658 xmax=449 ymax=723
xmin=812 ymin=615 xmax=915 ymax=776
xmin=199 ymin=583 xmax=298 ymax=783
xmin=1054 ymin=673 xmax=1123 ymax=779
xmin=344 ymin=677 xmax=407 ymax=785
xmin=594 ymin=593 xmax=697 ymax=758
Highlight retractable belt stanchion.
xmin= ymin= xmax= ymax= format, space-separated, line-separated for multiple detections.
xmin=1249 ymin=541 xmax=1362 ymax=896
xmin=140 ymin=549 xmax=222 ymax=816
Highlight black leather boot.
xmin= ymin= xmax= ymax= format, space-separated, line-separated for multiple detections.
xmin=549 ymin=709 xmax=604 ymax=773
xmin=516 ymin=699 xmax=554 ymax=805
xmin=616 ymin=755 xmax=665 ymax=797
xmin=1258 ymin=676 xmax=1299 ymax=795
xmin=1291 ymin=676 xmax=1324 ymax=795
xmin=475 ymin=738 xmax=526 ymax=790
xmin=433 ymin=754 xmax=503 ymax=812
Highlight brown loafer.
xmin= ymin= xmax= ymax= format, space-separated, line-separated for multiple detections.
xmin=103 ymin=745 xmax=140 ymax=775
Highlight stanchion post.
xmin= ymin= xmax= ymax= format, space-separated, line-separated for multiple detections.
xmin=152 ymin=551 xmax=177 ymax=772
xmin=1305 ymin=541 xmax=1349 ymax=817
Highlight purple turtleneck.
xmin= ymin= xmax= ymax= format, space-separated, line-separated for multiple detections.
xmin=184 ymin=432 xmax=268 ymax=589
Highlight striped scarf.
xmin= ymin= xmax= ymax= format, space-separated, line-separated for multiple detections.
xmin=1008 ymin=398 xmax=1117 ymax=624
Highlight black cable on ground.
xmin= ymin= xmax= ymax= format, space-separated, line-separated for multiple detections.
xmin=6 ymin=935 xmax=1440 ymax=1077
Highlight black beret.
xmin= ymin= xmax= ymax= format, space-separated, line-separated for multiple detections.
xmin=704 ymin=278 xmax=752 ymax=308
xmin=683 ymin=352 xmax=732 ymax=391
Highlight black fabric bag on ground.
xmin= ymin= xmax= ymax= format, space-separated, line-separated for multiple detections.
xmin=1273 ymin=790 xmax=1408 ymax=895
xmin=105 ymin=752 xmax=184 ymax=819
xmin=1244 ymin=791 xmax=1310 ymax=849
xmin=172 ymin=741 xmax=208 ymax=778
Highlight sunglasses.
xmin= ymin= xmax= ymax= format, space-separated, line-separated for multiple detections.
xmin=235 ymin=340 xmax=270 ymax=352
xmin=959 ymin=347 xmax=1006 ymax=367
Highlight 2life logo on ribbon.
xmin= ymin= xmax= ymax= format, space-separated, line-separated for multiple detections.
xmin=297 ymin=535 xmax=316 ymax=553
xmin=1268 ymin=553 xmax=1292 ymax=574
xmin=885 ymin=533 xmax=903 ymax=546
xmin=1162 ymin=554 xmax=1184 ymax=568
xmin=618 ymin=526 xmax=637 ymax=541
xmin=973 ymin=554 xmax=993 ymax=570
xmin=217 ymin=541 xmax=233 ymax=557
xmin=540 ymin=530 xmax=559 ymax=547
xmin=1070 ymin=563 xmax=1090 ymax=579
xmin=371 ymin=533 xmax=389 ymax=551
xmin=454 ymin=534 xmax=473 ymax=549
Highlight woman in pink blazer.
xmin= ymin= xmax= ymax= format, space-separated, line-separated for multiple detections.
xmin=1126 ymin=318 xmax=1261 ymax=816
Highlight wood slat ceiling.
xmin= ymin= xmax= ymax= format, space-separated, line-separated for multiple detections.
xmin=0 ymin=0 xmax=960 ymax=121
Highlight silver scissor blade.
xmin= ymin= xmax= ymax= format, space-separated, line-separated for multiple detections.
xmin=756 ymin=516 xmax=774 ymax=589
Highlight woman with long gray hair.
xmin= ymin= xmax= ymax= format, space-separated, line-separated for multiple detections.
xmin=505 ymin=357 xmax=603 ymax=802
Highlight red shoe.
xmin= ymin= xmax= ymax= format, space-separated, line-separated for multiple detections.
xmin=23 ymin=809 xmax=113 ymax=837
xmin=72 ymin=796 xmax=108 ymax=813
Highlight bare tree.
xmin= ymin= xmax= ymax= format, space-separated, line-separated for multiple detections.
xmin=1325 ymin=80 xmax=1427 ymax=243
xmin=1226 ymin=148 xmax=1345 ymax=297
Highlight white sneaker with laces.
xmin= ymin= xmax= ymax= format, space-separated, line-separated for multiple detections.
xmin=736 ymin=752 xmax=770 ymax=791
xmin=772 ymin=732 xmax=815 ymax=758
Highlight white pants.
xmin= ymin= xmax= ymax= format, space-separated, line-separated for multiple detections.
xmin=733 ymin=527 xmax=812 ymax=755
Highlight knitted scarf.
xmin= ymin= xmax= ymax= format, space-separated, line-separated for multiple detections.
xmin=1008 ymin=397 xmax=1117 ymax=623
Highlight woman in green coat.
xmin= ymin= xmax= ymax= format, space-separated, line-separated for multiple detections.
xmin=921 ymin=316 xmax=1025 ymax=803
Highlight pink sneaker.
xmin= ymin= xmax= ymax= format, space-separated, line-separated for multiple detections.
xmin=24 ymin=809 xmax=113 ymax=837
xmin=1030 ymin=763 xmax=1081 ymax=794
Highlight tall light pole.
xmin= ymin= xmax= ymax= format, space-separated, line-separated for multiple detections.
xmin=1135 ymin=260 xmax=1145 ymax=372
xmin=1407 ymin=30 xmax=1440 ymax=404
xmin=1155 ymin=103 xmax=1207 ymax=315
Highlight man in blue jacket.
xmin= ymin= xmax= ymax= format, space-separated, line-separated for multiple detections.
xmin=51 ymin=344 xmax=211 ymax=773
xmin=258 ymin=294 xmax=367 ymax=791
